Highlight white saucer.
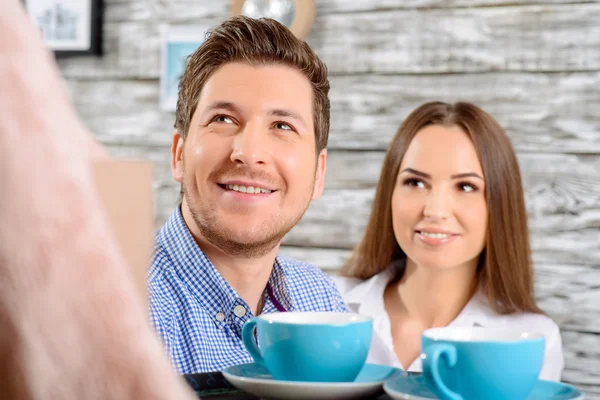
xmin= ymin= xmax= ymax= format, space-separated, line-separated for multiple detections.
xmin=383 ymin=374 xmax=585 ymax=400
xmin=222 ymin=362 xmax=400 ymax=400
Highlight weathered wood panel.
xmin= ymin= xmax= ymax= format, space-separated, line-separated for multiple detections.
xmin=104 ymin=0 xmax=228 ymax=23
xmin=57 ymin=22 xmax=163 ymax=79
xmin=104 ymin=0 xmax=597 ymax=24
xmin=67 ymin=72 xmax=600 ymax=153
xmin=278 ymin=246 xmax=351 ymax=271
xmin=66 ymin=80 xmax=173 ymax=145
xmin=327 ymin=73 xmax=600 ymax=153
xmin=309 ymin=4 xmax=600 ymax=74
xmin=58 ymin=4 xmax=600 ymax=78
xmin=536 ymin=264 xmax=600 ymax=333
xmin=317 ymin=0 xmax=600 ymax=14
xmin=559 ymin=331 xmax=600 ymax=396
xmin=279 ymin=245 xmax=600 ymax=394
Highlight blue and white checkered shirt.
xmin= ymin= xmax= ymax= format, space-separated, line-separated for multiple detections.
xmin=148 ymin=206 xmax=349 ymax=374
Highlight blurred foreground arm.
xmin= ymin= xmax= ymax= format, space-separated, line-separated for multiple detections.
xmin=0 ymin=1 xmax=196 ymax=399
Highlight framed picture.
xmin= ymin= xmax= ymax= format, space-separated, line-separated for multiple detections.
xmin=160 ymin=25 xmax=212 ymax=112
xmin=24 ymin=0 xmax=103 ymax=57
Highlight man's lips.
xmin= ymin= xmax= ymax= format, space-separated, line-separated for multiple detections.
xmin=217 ymin=180 xmax=277 ymax=195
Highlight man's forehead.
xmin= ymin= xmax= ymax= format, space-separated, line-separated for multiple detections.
xmin=199 ymin=62 xmax=312 ymax=101
xmin=195 ymin=63 xmax=314 ymax=120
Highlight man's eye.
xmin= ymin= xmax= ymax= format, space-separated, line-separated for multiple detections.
xmin=213 ymin=115 xmax=233 ymax=124
xmin=275 ymin=122 xmax=292 ymax=131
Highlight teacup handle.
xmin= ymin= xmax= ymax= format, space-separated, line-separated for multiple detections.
xmin=422 ymin=343 xmax=462 ymax=400
xmin=241 ymin=318 xmax=266 ymax=368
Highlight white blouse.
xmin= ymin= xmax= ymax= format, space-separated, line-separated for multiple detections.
xmin=331 ymin=267 xmax=565 ymax=382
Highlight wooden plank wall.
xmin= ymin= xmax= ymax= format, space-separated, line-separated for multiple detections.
xmin=58 ymin=0 xmax=599 ymax=395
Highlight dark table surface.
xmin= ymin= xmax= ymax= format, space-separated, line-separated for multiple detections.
xmin=191 ymin=392 xmax=392 ymax=400
xmin=183 ymin=372 xmax=396 ymax=400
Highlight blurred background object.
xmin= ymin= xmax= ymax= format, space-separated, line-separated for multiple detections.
xmin=231 ymin=0 xmax=315 ymax=39
xmin=46 ymin=0 xmax=600 ymax=397
xmin=235 ymin=0 xmax=296 ymax=27
xmin=159 ymin=25 xmax=210 ymax=111
xmin=24 ymin=0 xmax=103 ymax=56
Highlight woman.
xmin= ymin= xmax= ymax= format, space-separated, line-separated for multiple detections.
xmin=332 ymin=101 xmax=564 ymax=381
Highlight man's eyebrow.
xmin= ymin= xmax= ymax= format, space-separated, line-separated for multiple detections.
xmin=267 ymin=108 xmax=308 ymax=130
xmin=201 ymin=101 xmax=241 ymax=115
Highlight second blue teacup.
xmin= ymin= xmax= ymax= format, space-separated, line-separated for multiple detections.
xmin=241 ymin=311 xmax=373 ymax=382
xmin=421 ymin=327 xmax=545 ymax=400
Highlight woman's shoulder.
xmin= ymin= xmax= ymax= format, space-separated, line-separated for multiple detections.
xmin=501 ymin=310 xmax=561 ymax=336
xmin=329 ymin=274 xmax=364 ymax=295
xmin=501 ymin=310 xmax=564 ymax=381
xmin=469 ymin=291 xmax=560 ymax=335
xmin=330 ymin=267 xmax=398 ymax=295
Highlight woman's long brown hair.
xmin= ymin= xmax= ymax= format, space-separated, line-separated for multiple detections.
xmin=341 ymin=101 xmax=542 ymax=315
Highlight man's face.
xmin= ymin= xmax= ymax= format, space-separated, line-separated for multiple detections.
xmin=171 ymin=62 xmax=327 ymax=257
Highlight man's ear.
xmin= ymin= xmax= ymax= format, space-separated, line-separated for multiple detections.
xmin=311 ymin=149 xmax=327 ymax=200
xmin=171 ymin=130 xmax=184 ymax=183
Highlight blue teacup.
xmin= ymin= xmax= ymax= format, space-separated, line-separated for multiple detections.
xmin=421 ymin=327 xmax=545 ymax=400
xmin=241 ymin=311 xmax=373 ymax=382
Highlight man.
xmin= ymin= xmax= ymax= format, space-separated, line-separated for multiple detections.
xmin=0 ymin=1 xmax=195 ymax=398
xmin=148 ymin=16 xmax=348 ymax=374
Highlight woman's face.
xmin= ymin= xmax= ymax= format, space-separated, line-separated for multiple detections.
xmin=391 ymin=124 xmax=487 ymax=271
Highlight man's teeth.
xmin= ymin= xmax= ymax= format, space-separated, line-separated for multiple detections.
xmin=225 ymin=184 xmax=272 ymax=194
xmin=420 ymin=232 xmax=451 ymax=239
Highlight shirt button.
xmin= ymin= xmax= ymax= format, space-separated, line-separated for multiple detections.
xmin=233 ymin=305 xmax=247 ymax=318
xmin=215 ymin=312 xmax=226 ymax=322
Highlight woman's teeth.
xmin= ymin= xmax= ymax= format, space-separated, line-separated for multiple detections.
xmin=419 ymin=232 xmax=451 ymax=239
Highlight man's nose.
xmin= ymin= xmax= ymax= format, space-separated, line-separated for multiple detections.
xmin=230 ymin=121 xmax=269 ymax=166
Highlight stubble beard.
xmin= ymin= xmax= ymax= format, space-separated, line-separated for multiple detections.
xmin=182 ymin=178 xmax=313 ymax=258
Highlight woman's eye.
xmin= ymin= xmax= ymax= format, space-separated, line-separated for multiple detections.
xmin=459 ymin=183 xmax=477 ymax=192
xmin=404 ymin=178 xmax=425 ymax=188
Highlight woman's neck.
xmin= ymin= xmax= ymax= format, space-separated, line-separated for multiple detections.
xmin=392 ymin=258 xmax=479 ymax=328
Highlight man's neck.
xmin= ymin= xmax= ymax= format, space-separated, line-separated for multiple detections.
xmin=202 ymin=241 xmax=279 ymax=316
xmin=181 ymin=204 xmax=279 ymax=315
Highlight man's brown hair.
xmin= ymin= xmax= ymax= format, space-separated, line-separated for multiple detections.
xmin=341 ymin=101 xmax=542 ymax=315
xmin=175 ymin=15 xmax=330 ymax=152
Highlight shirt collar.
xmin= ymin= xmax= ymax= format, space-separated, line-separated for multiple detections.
xmin=158 ymin=206 xmax=293 ymax=325
xmin=265 ymin=257 xmax=295 ymax=312
xmin=448 ymin=288 xmax=500 ymax=328
xmin=343 ymin=263 xmax=499 ymax=328
xmin=343 ymin=265 xmax=399 ymax=317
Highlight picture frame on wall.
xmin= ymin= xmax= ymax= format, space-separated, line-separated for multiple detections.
xmin=24 ymin=0 xmax=103 ymax=57
xmin=160 ymin=25 xmax=212 ymax=112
